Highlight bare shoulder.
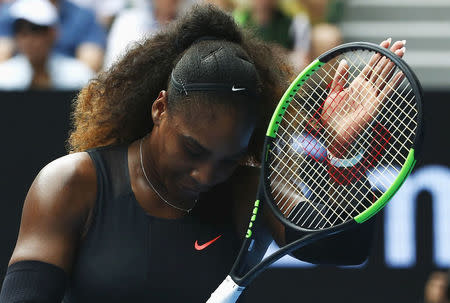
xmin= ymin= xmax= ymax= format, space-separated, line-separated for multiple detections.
xmin=9 ymin=152 xmax=97 ymax=272
xmin=34 ymin=152 xmax=97 ymax=198
xmin=27 ymin=152 xmax=97 ymax=219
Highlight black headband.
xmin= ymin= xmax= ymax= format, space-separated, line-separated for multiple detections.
xmin=193 ymin=35 xmax=220 ymax=44
xmin=170 ymin=72 xmax=257 ymax=97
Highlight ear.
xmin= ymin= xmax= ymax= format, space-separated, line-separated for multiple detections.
xmin=151 ymin=90 xmax=168 ymax=126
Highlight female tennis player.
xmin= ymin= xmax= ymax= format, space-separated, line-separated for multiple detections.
xmin=0 ymin=5 xmax=406 ymax=302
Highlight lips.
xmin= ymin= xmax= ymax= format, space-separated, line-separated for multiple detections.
xmin=178 ymin=183 xmax=210 ymax=195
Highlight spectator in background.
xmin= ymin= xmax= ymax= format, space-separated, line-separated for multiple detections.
xmin=0 ymin=0 xmax=106 ymax=72
xmin=0 ymin=2 xmax=14 ymax=62
xmin=299 ymin=0 xmax=344 ymax=25
xmin=203 ymin=0 xmax=235 ymax=12
xmin=0 ymin=0 xmax=94 ymax=91
xmin=310 ymin=22 xmax=341 ymax=60
xmin=104 ymin=0 xmax=183 ymax=69
xmin=69 ymin=0 xmax=126 ymax=31
xmin=424 ymin=271 xmax=450 ymax=303
xmin=298 ymin=0 xmax=343 ymax=61
xmin=234 ymin=0 xmax=310 ymax=72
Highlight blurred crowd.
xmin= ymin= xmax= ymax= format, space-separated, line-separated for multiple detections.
xmin=0 ymin=0 xmax=343 ymax=91
xmin=424 ymin=271 xmax=450 ymax=303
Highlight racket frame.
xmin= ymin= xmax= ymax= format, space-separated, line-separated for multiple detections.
xmin=264 ymin=42 xmax=423 ymax=230
xmin=210 ymin=42 xmax=424 ymax=297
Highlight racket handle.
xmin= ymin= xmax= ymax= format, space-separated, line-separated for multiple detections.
xmin=206 ymin=275 xmax=245 ymax=303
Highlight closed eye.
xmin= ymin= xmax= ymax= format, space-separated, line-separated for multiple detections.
xmin=180 ymin=135 xmax=210 ymax=160
xmin=184 ymin=145 xmax=204 ymax=159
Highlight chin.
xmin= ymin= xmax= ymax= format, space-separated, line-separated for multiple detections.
xmin=169 ymin=182 xmax=199 ymax=201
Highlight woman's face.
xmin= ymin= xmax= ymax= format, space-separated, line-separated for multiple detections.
xmin=150 ymin=92 xmax=255 ymax=202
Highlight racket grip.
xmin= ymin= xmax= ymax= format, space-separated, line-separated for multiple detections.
xmin=206 ymin=275 xmax=245 ymax=303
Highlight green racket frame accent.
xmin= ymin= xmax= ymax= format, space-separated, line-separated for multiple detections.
xmin=245 ymin=200 xmax=261 ymax=238
xmin=266 ymin=59 xmax=324 ymax=138
xmin=223 ymin=42 xmax=423 ymax=292
xmin=355 ymin=148 xmax=417 ymax=223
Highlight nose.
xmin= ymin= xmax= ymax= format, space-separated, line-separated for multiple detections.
xmin=190 ymin=162 xmax=223 ymax=188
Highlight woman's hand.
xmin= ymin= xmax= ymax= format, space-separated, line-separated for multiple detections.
xmin=322 ymin=38 xmax=406 ymax=158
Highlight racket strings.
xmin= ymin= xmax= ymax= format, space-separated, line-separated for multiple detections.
xmin=267 ymin=49 xmax=418 ymax=230
xmin=273 ymin=111 xmax=374 ymax=226
xmin=269 ymin=121 xmax=369 ymax=226
xmin=288 ymin=85 xmax=404 ymax=209
xmin=313 ymin=55 xmax=415 ymax=148
xmin=306 ymin=52 xmax=418 ymax=226
xmin=300 ymin=60 xmax=414 ymax=218
xmin=269 ymin=143 xmax=351 ymax=224
xmin=278 ymin=81 xmax=387 ymax=208
xmin=267 ymin=114 xmax=359 ymax=224
xmin=269 ymin=116 xmax=367 ymax=216
xmin=271 ymin=110 xmax=373 ymax=226
xmin=324 ymin=51 xmax=418 ymax=140
xmin=270 ymin=119 xmax=370 ymax=226
xmin=322 ymin=50 xmax=413 ymax=124
xmin=268 ymin=163 xmax=338 ymax=226
xmin=302 ymin=50 xmax=416 ymax=172
xmin=296 ymin=81 xmax=412 ymax=191
xmin=271 ymin=120 xmax=379 ymax=228
xmin=300 ymin=72 xmax=384 ymax=160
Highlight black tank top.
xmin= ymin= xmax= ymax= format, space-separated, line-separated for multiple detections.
xmin=63 ymin=144 xmax=243 ymax=302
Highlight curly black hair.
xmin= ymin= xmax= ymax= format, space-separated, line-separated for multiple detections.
xmin=68 ymin=4 xmax=292 ymax=165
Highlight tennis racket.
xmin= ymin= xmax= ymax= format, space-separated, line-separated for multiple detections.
xmin=206 ymin=41 xmax=423 ymax=302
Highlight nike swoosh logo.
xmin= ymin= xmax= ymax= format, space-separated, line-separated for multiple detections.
xmin=232 ymin=85 xmax=246 ymax=91
xmin=194 ymin=235 xmax=222 ymax=250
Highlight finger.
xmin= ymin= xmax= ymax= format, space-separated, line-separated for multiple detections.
xmin=366 ymin=39 xmax=406 ymax=84
xmin=390 ymin=40 xmax=406 ymax=55
xmin=371 ymin=40 xmax=405 ymax=82
xmin=360 ymin=52 xmax=381 ymax=80
xmin=374 ymin=60 xmax=395 ymax=92
xmin=394 ymin=46 xmax=406 ymax=57
xmin=379 ymin=71 xmax=405 ymax=101
xmin=375 ymin=48 xmax=406 ymax=92
xmin=370 ymin=55 xmax=390 ymax=84
xmin=360 ymin=38 xmax=390 ymax=79
xmin=379 ymin=37 xmax=391 ymax=49
xmin=330 ymin=59 xmax=349 ymax=93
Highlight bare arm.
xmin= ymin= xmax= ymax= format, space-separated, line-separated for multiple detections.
xmin=8 ymin=152 xmax=97 ymax=274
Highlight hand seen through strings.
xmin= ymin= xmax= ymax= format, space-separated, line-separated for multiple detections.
xmin=322 ymin=39 xmax=406 ymax=158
